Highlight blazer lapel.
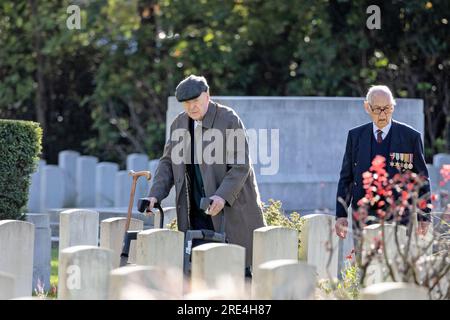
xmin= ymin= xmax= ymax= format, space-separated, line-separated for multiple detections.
xmin=357 ymin=123 xmax=372 ymax=175
xmin=174 ymin=113 xmax=190 ymax=198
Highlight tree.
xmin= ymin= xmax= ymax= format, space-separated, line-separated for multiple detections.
xmin=1 ymin=0 xmax=448 ymax=165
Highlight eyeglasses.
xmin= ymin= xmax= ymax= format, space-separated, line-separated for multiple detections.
xmin=369 ymin=104 xmax=392 ymax=115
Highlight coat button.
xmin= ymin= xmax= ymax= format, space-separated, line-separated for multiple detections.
xmin=354 ymin=182 xmax=357 ymax=186
xmin=354 ymin=162 xmax=357 ymax=166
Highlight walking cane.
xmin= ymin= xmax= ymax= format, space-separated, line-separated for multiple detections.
xmin=119 ymin=170 xmax=151 ymax=267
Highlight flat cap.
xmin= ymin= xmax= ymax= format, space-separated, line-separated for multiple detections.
xmin=175 ymin=75 xmax=209 ymax=102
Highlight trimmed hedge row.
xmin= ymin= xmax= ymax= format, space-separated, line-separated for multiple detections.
xmin=0 ymin=119 xmax=42 ymax=220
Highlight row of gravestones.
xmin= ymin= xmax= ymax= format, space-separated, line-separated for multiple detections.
xmin=8 ymin=207 xmax=177 ymax=293
xmin=1 ymin=211 xmax=443 ymax=300
xmin=27 ymin=151 xmax=450 ymax=215
xmin=26 ymin=150 xmax=170 ymax=214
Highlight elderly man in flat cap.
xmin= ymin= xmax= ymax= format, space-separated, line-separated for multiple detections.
xmin=144 ymin=75 xmax=265 ymax=276
xmin=335 ymin=85 xmax=431 ymax=249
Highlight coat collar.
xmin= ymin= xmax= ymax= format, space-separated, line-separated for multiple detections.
xmin=358 ymin=123 xmax=373 ymax=172
xmin=200 ymin=101 xmax=217 ymax=129
xmin=180 ymin=100 xmax=217 ymax=129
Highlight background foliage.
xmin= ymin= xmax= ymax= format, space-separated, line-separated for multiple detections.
xmin=1 ymin=0 xmax=448 ymax=166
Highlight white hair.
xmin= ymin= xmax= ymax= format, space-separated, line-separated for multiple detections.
xmin=365 ymin=85 xmax=396 ymax=106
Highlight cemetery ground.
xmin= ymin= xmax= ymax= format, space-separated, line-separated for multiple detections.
xmin=50 ymin=247 xmax=58 ymax=297
xmin=17 ymin=196 xmax=448 ymax=300
xmin=1 ymin=139 xmax=449 ymax=300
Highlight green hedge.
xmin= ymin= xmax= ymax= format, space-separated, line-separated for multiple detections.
xmin=0 ymin=119 xmax=42 ymax=220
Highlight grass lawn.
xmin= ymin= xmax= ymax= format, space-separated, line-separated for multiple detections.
xmin=51 ymin=247 xmax=58 ymax=288
xmin=32 ymin=246 xmax=58 ymax=299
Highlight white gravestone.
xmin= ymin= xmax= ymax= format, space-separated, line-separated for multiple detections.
xmin=135 ymin=229 xmax=184 ymax=294
xmin=0 ymin=220 xmax=34 ymax=297
xmin=76 ymin=156 xmax=98 ymax=207
xmin=361 ymin=282 xmax=428 ymax=300
xmin=299 ymin=214 xmax=339 ymax=280
xmin=96 ymin=162 xmax=119 ymax=207
xmin=58 ymin=150 xmax=80 ymax=207
xmin=58 ymin=245 xmax=113 ymax=300
xmin=252 ymin=259 xmax=317 ymax=300
xmin=27 ymin=160 xmax=46 ymax=213
xmin=100 ymin=217 xmax=144 ymax=268
xmin=40 ymin=165 xmax=65 ymax=213
xmin=191 ymin=243 xmax=246 ymax=294
xmin=0 ymin=271 xmax=15 ymax=300
xmin=114 ymin=170 xmax=132 ymax=207
xmin=26 ymin=213 xmax=51 ymax=292
xmin=109 ymin=265 xmax=182 ymax=299
xmin=59 ymin=209 xmax=99 ymax=253
xmin=127 ymin=153 xmax=150 ymax=207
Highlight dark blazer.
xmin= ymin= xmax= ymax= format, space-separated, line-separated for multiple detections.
xmin=336 ymin=119 xmax=430 ymax=221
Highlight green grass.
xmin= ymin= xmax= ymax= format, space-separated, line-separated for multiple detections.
xmin=32 ymin=246 xmax=58 ymax=299
xmin=51 ymin=247 xmax=58 ymax=288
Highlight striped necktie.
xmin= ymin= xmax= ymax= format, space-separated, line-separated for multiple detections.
xmin=376 ymin=129 xmax=383 ymax=144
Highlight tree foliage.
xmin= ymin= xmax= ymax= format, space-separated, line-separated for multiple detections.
xmin=0 ymin=0 xmax=448 ymax=165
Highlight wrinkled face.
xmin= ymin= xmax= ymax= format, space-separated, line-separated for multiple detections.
xmin=182 ymin=91 xmax=210 ymax=121
xmin=364 ymin=92 xmax=394 ymax=129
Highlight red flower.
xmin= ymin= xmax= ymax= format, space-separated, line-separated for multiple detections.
xmin=345 ymin=248 xmax=355 ymax=260
xmin=377 ymin=209 xmax=386 ymax=218
xmin=371 ymin=155 xmax=386 ymax=170
xmin=402 ymin=191 xmax=409 ymax=201
xmin=431 ymin=194 xmax=438 ymax=202
xmin=363 ymin=171 xmax=372 ymax=179
xmin=418 ymin=200 xmax=427 ymax=210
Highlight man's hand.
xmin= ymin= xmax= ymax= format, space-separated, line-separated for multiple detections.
xmin=417 ymin=221 xmax=430 ymax=236
xmin=335 ymin=217 xmax=349 ymax=239
xmin=208 ymin=195 xmax=225 ymax=216
xmin=143 ymin=197 xmax=158 ymax=217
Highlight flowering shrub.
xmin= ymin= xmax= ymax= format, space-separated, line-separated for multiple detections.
xmin=355 ymin=155 xmax=432 ymax=227
xmin=33 ymin=278 xmax=57 ymax=300
xmin=350 ymin=156 xmax=449 ymax=299
xmin=167 ymin=216 xmax=178 ymax=231
xmin=438 ymin=164 xmax=450 ymax=210
xmin=439 ymin=164 xmax=450 ymax=186
xmin=317 ymin=248 xmax=361 ymax=300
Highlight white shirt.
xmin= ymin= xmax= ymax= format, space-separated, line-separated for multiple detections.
xmin=193 ymin=120 xmax=202 ymax=164
xmin=373 ymin=121 xmax=392 ymax=141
